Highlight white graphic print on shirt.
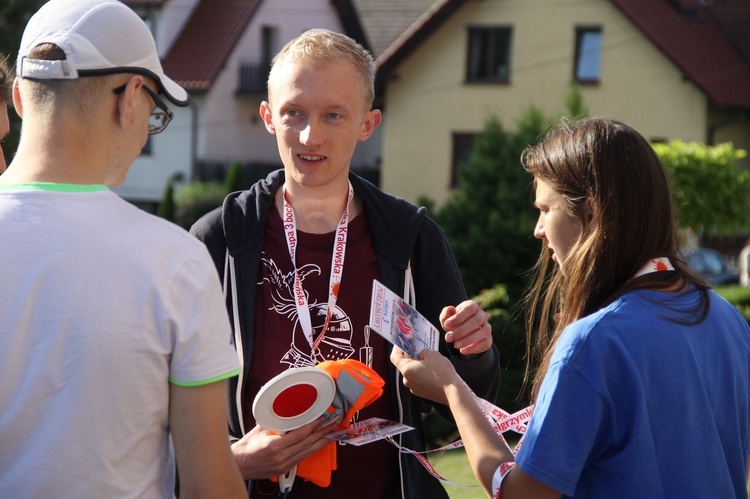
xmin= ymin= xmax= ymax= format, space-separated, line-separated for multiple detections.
xmin=259 ymin=256 xmax=373 ymax=368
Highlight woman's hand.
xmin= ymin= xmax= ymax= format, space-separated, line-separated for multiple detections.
xmin=390 ymin=346 xmax=461 ymax=404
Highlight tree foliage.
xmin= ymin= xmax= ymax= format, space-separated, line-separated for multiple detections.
xmin=434 ymin=107 xmax=546 ymax=298
xmin=173 ymin=181 xmax=226 ymax=229
xmin=564 ymin=82 xmax=589 ymax=119
xmin=224 ymin=159 xmax=244 ymax=194
xmin=473 ymin=284 xmax=530 ymax=411
xmin=0 ymin=0 xmax=44 ymax=56
xmin=431 ymin=90 xmax=587 ymax=410
xmin=652 ymin=141 xmax=749 ymax=235
xmin=156 ymin=175 xmax=176 ymax=223
xmin=161 ymin=161 xmax=247 ymax=227
xmin=0 ymin=0 xmax=47 ymax=165
xmin=434 ymin=86 xmax=589 ymax=298
xmin=431 ymin=89 xmax=750 ymax=412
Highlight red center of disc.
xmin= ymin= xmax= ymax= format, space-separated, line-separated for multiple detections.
xmin=273 ymin=383 xmax=318 ymax=418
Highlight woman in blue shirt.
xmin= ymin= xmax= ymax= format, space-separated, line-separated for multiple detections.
xmin=392 ymin=117 xmax=750 ymax=498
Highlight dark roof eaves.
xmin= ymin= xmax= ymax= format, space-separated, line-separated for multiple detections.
xmin=611 ymin=0 xmax=750 ymax=110
xmin=332 ymin=0 xmax=372 ymax=54
xmin=376 ymin=0 xmax=467 ymax=74
xmin=180 ymin=81 xmax=211 ymax=92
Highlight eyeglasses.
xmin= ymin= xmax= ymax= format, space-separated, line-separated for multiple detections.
xmin=113 ymin=84 xmax=173 ymax=134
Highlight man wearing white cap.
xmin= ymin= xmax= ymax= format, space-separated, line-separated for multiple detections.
xmin=0 ymin=0 xmax=247 ymax=497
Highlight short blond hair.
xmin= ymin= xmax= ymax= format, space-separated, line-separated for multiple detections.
xmin=268 ymin=29 xmax=375 ymax=109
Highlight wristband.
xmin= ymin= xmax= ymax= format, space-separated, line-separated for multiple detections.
xmin=491 ymin=462 xmax=516 ymax=499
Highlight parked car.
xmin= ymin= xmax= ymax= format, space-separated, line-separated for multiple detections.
xmin=685 ymin=248 xmax=740 ymax=285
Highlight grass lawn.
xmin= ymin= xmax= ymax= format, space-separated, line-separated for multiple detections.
xmin=428 ymin=447 xmax=485 ymax=498
xmin=715 ymin=284 xmax=750 ymax=324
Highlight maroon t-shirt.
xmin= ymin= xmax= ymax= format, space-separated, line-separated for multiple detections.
xmin=247 ymin=205 xmax=401 ymax=498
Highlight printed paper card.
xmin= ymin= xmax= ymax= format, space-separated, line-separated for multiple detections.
xmin=368 ymin=279 xmax=439 ymax=358
xmin=326 ymin=417 xmax=414 ymax=446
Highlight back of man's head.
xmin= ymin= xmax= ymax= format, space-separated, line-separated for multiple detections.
xmin=18 ymin=0 xmax=188 ymax=108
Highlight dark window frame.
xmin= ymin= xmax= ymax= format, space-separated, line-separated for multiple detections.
xmin=465 ymin=26 xmax=513 ymax=84
xmin=237 ymin=25 xmax=277 ymax=95
xmin=574 ymin=26 xmax=603 ymax=85
xmin=261 ymin=26 xmax=277 ymax=68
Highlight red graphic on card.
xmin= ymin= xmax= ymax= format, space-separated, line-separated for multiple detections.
xmin=397 ymin=315 xmax=413 ymax=335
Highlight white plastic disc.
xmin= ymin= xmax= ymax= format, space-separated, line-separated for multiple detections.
xmin=252 ymin=367 xmax=336 ymax=432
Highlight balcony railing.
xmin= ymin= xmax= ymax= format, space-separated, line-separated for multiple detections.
xmin=237 ymin=62 xmax=271 ymax=95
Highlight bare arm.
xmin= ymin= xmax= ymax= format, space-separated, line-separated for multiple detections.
xmin=442 ymin=379 xmax=560 ymax=499
xmin=392 ymin=347 xmax=560 ymax=499
xmin=170 ymin=382 xmax=247 ymax=499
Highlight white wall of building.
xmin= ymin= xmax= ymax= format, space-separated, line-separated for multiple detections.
xmin=111 ymin=103 xmax=197 ymax=202
xmin=201 ymin=0 xmax=344 ymax=164
xmin=120 ymin=0 xmax=383 ymax=204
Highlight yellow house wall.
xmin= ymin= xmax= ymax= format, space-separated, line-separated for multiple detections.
xmin=380 ymin=0 xmax=711 ymax=206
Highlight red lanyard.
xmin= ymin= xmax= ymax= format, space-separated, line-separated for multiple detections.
xmin=282 ymin=182 xmax=354 ymax=353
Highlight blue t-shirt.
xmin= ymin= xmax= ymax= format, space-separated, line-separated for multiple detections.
xmin=516 ymin=288 xmax=750 ymax=498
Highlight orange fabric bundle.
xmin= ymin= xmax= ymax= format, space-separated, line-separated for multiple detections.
xmin=280 ymin=359 xmax=384 ymax=487
xmin=317 ymin=359 xmax=384 ymax=431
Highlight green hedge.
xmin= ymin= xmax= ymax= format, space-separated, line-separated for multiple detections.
xmin=173 ymin=181 xmax=226 ymax=230
xmin=715 ymin=285 xmax=750 ymax=324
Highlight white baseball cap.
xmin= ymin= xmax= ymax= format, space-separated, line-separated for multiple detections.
xmin=17 ymin=0 xmax=189 ymax=107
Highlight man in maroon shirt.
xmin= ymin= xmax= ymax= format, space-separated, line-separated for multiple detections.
xmin=192 ymin=28 xmax=500 ymax=498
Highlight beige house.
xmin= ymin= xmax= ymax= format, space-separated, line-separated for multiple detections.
xmin=376 ymin=0 xmax=750 ymax=207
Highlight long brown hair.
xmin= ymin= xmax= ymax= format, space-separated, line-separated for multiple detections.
xmin=521 ymin=117 xmax=710 ymax=401
xmin=0 ymin=55 xmax=11 ymax=105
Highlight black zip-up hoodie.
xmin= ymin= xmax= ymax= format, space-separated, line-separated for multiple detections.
xmin=191 ymin=169 xmax=500 ymax=498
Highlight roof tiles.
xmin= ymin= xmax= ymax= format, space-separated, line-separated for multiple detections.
xmin=161 ymin=0 xmax=262 ymax=91
xmin=351 ymin=0 xmax=433 ymax=57
xmin=612 ymin=0 xmax=750 ymax=109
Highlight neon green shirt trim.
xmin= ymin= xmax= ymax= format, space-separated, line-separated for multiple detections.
xmin=0 ymin=182 xmax=108 ymax=192
xmin=169 ymin=368 xmax=240 ymax=387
